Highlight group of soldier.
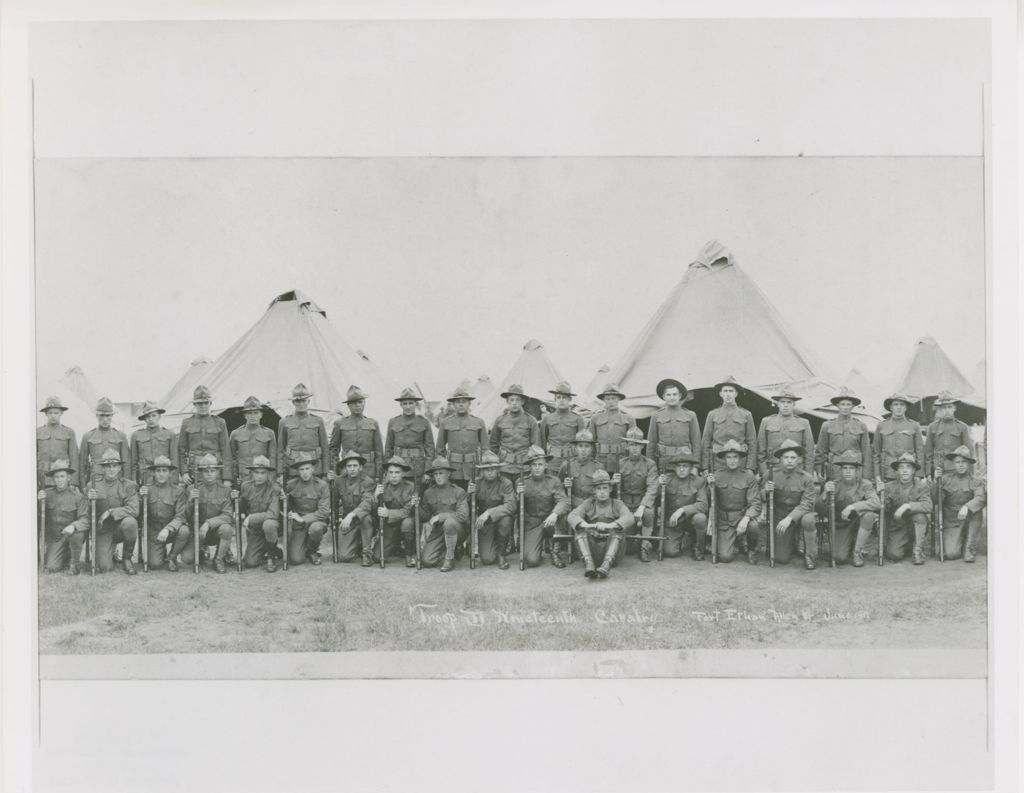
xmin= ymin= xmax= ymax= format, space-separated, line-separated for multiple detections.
xmin=36 ymin=374 xmax=986 ymax=579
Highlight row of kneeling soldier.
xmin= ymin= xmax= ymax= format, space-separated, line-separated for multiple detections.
xmin=37 ymin=378 xmax=986 ymax=577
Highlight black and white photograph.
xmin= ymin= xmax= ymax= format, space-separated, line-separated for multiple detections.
xmin=1 ymin=2 xmax=1019 ymax=792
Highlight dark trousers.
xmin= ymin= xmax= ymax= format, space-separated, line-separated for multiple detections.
xmin=242 ymin=517 xmax=281 ymax=567
xmin=663 ymin=513 xmax=708 ymax=557
xmin=337 ymin=515 xmax=374 ymax=562
xmin=476 ymin=516 xmax=513 ymax=565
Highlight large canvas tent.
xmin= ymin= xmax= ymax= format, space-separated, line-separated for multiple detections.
xmin=891 ymin=336 xmax=986 ymax=424
xmin=477 ymin=339 xmax=566 ymax=426
xmin=161 ymin=290 xmax=401 ymax=432
xmin=160 ymin=355 xmax=214 ymax=411
xmin=591 ymin=240 xmax=847 ymax=429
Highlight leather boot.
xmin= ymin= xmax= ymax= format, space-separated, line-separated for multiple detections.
xmin=550 ymin=544 xmax=566 ymax=569
xmin=804 ymin=553 xmax=816 ymax=570
xmin=123 ymin=558 xmax=137 ymax=576
xmin=575 ymin=536 xmax=596 ymax=579
xmin=741 ymin=534 xmax=758 ymax=565
xmin=361 ymin=551 xmax=373 ymax=567
xmin=596 ymin=537 xmax=620 ymax=579
xmin=691 ymin=532 xmax=705 ymax=561
xmin=66 ymin=561 xmax=80 ymax=576
xmin=497 ymin=544 xmax=509 ymax=570
xmin=639 ymin=540 xmax=651 ymax=563
xmin=963 ymin=519 xmax=980 ymax=563
xmin=912 ymin=523 xmax=926 ymax=565
xmin=439 ymin=556 xmax=455 ymax=572
xmin=852 ymin=526 xmax=871 ymax=568
xmin=403 ymin=534 xmax=417 ymax=567
xmin=167 ymin=555 xmax=179 ymax=572
xmin=852 ymin=549 xmax=864 ymax=568
xmin=265 ymin=555 xmax=277 ymax=573
xmin=213 ymin=556 xmax=227 ymax=573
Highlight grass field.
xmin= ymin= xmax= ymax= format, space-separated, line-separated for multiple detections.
xmin=38 ymin=544 xmax=987 ymax=654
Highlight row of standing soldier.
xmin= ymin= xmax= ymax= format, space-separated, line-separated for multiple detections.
xmin=37 ymin=377 xmax=985 ymax=576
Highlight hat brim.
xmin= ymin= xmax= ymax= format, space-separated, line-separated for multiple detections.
xmin=40 ymin=405 xmax=69 ymax=413
xmin=835 ymin=459 xmax=863 ymax=468
xmin=772 ymin=446 xmax=807 ymax=459
xmin=715 ymin=448 xmax=748 ymax=459
xmin=771 ymin=395 xmax=798 ymax=403
xmin=291 ymin=395 xmax=313 ymax=402
xmin=547 ymin=390 xmax=576 ymax=398
xmin=475 ymin=462 xmax=504 ymax=469
xmin=596 ymin=390 xmax=626 ymax=400
xmin=99 ymin=459 xmax=124 ymax=466
xmin=882 ymin=398 xmax=911 ymax=411
xmin=933 ymin=399 xmax=960 ymax=407
xmin=943 ymin=452 xmax=976 ymax=464
xmin=385 ymin=462 xmax=412 ymax=472
xmin=344 ymin=394 xmax=368 ymax=403
xmin=197 ymin=463 xmax=224 ymax=470
xmin=148 ymin=462 xmax=179 ymax=471
xmin=620 ymin=437 xmax=649 ymax=444
xmin=339 ymin=455 xmax=368 ymax=466
xmin=830 ymin=396 xmax=862 ymax=407
xmin=523 ymin=454 xmax=554 ymax=464
xmin=713 ymin=382 xmax=743 ymax=395
xmin=890 ymin=459 xmax=921 ymax=471
xmin=426 ymin=465 xmax=456 ymax=474
xmin=656 ymin=379 xmax=688 ymax=400
xmin=288 ymin=459 xmax=316 ymax=469
xmin=95 ymin=410 xmax=116 ymax=415
xmin=446 ymin=395 xmax=473 ymax=403
xmin=47 ymin=466 xmax=76 ymax=475
xmin=668 ymin=456 xmax=700 ymax=467
xmin=395 ymin=396 xmax=424 ymax=402
xmin=500 ymin=391 xmax=525 ymax=400
xmin=138 ymin=408 xmax=167 ymax=419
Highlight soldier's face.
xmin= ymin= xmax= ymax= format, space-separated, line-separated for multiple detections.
xmin=937 ymin=404 xmax=955 ymax=420
xmin=603 ymin=395 xmax=621 ymax=410
xmin=202 ymin=467 xmax=219 ymax=483
xmin=594 ymin=483 xmax=611 ymax=502
xmin=97 ymin=413 xmax=112 ymax=429
xmin=777 ymin=398 xmax=795 ymax=416
xmin=837 ymin=399 xmax=854 ymax=416
xmin=627 ymin=442 xmax=642 ymax=458
xmin=293 ymin=398 xmax=309 ymax=414
xmin=102 ymin=463 xmax=120 ymax=480
xmin=297 ymin=463 xmax=314 ymax=481
xmin=345 ymin=460 xmax=362 ymax=477
xmin=452 ymin=398 xmax=470 ymax=415
xmin=896 ymin=463 xmax=915 ymax=482
xmin=554 ymin=394 xmax=570 ymax=410
xmin=432 ymin=470 xmax=450 ymax=486
xmin=252 ymin=468 xmax=269 ymax=484
xmin=154 ymin=467 xmax=171 ymax=484
xmin=145 ymin=413 xmax=160 ymax=429
xmin=675 ymin=463 xmax=692 ymax=478
xmin=662 ymin=387 xmax=680 ymax=406
xmin=891 ymin=401 xmax=907 ymax=418
xmin=349 ymin=399 xmax=365 ymax=416
xmin=245 ymin=409 xmax=261 ymax=425
xmin=574 ymin=442 xmax=592 ymax=460
xmin=953 ymin=458 xmax=969 ymax=474
xmin=482 ymin=467 xmax=499 ymax=482
xmin=194 ymin=401 xmax=211 ymax=416
xmin=780 ymin=451 xmax=800 ymax=471
xmin=839 ymin=465 xmax=858 ymax=482
xmin=724 ymin=452 xmax=741 ymax=470
xmin=506 ymin=395 xmax=523 ymax=412
xmin=386 ymin=467 xmax=405 ymax=484
xmin=720 ymin=386 xmax=737 ymax=404
xmin=529 ymin=459 xmax=546 ymax=477
xmin=45 ymin=408 xmax=63 ymax=425
xmin=400 ymin=400 xmax=417 ymax=415
xmin=53 ymin=470 xmax=69 ymax=489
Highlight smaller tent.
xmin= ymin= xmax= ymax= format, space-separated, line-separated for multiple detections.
xmin=891 ymin=336 xmax=986 ymax=423
xmin=477 ymin=339 xmax=567 ymax=426
xmin=161 ymin=355 xmax=214 ymax=410
xmin=59 ymin=365 xmax=101 ymax=409
xmin=583 ymin=364 xmax=611 ymax=402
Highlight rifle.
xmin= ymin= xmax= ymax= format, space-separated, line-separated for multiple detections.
xmin=192 ymin=458 xmax=200 ymax=574
xmin=828 ymin=488 xmax=837 ymax=568
xmin=657 ymin=481 xmax=666 ymax=562
xmin=329 ymin=479 xmax=339 ymax=564
xmin=137 ymin=463 xmax=149 ymax=573
xmin=233 ymin=492 xmax=242 ymax=572
xmin=38 ymin=492 xmax=46 ymax=572
xmin=936 ymin=477 xmax=945 ymax=562
xmin=281 ymin=491 xmax=290 ymax=571
xmin=767 ymin=465 xmax=776 ymax=568
xmin=89 ymin=495 xmax=98 ymax=577
xmin=877 ymin=482 xmax=886 ymax=567
xmin=707 ymin=474 xmax=717 ymax=565
xmin=378 ymin=488 xmax=385 ymax=569
xmin=469 ymin=474 xmax=478 ymax=570
xmin=518 ymin=474 xmax=526 ymax=571
xmin=414 ymin=496 xmax=421 ymax=571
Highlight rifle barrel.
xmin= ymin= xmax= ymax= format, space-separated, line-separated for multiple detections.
xmin=767 ymin=467 xmax=775 ymax=568
xmin=39 ymin=493 xmax=47 ymax=572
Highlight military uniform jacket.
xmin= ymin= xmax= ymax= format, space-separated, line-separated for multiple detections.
xmin=567 ymin=497 xmax=635 ymax=536
xmin=935 ymin=472 xmax=986 ymax=523
xmin=617 ymin=455 xmax=659 ymax=508
xmin=194 ymin=481 xmax=234 ymax=528
xmin=757 ymin=414 xmax=814 ymax=476
xmin=712 ymin=469 xmax=762 ymax=523
xmin=702 ymin=405 xmax=757 ymax=471
xmin=79 ymin=427 xmax=131 ymax=488
xmin=873 ymin=416 xmax=923 ymax=478
xmin=520 ymin=474 xmax=570 ymax=521
xmin=240 ymin=480 xmax=281 ymax=525
xmin=540 ymin=410 xmax=585 ymax=461
xmin=420 ymin=483 xmax=469 ymax=527
xmin=589 ymin=408 xmax=636 ymax=472
xmin=41 ymin=484 xmax=87 ymax=539
xmin=278 ymin=413 xmax=329 ymax=477
xmin=489 ymin=411 xmax=540 ymax=466
xmin=143 ymin=482 xmax=188 ymax=533
xmin=379 ymin=480 xmax=416 ymax=523
xmin=650 ymin=405 xmax=701 ymax=467
xmin=37 ymin=423 xmax=79 ymax=476
xmin=473 ymin=477 xmax=516 ymax=521
xmin=558 ymin=458 xmax=606 ymax=506
xmin=925 ymin=419 xmax=974 ymax=476
xmin=436 ymin=413 xmax=488 ymax=481
xmin=333 ymin=474 xmax=376 ymax=519
xmin=85 ymin=477 xmax=140 ymax=530
xmin=385 ymin=414 xmax=436 ymax=463
xmin=815 ymin=415 xmax=872 ymax=479
xmin=132 ymin=426 xmax=178 ymax=480
xmin=229 ymin=424 xmax=277 ymax=482
xmin=882 ymin=478 xmax=932 ymax=518
xmin=285 ymin=477 xmax=330 ymax=524
xmin=764 ymin=469 xmax=816 ymax=523
xmin=816 ymin=479 xmax=880 ymax=527
xmin=179 ymin=414 xmax=230 ymax=475
xmin=664 ymin=472 xmax=709 ymax=517
xmin=329 ymin=414 xmax=384 ymax=479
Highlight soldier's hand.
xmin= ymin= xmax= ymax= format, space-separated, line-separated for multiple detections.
xmin=542 ymin=514 xmax=557 ymax=529
xmin=374 ymin=483 xmax=384 ymax=497
xmin=37 ymin=490 xmax=46 ymax=501
xmin=669 ymin=509 xmax=684 ymax=528
xmin=612 ymin=473 xmax=622 ymax=485
xmin=516 ymin=481 xmax=525 ymax=495
xmin=958 ymin=506 xmax=969 ymax=521
xmin=242 ymin=515 xmax=250 ymax=530
xmin=230 ymin=489 xmax=239 ymax=500
xmin=467 ymin=481 xmax=477 ymax=494
xmin=765 ymin=481 xmax=774 ymax=492
xmin=475 ymin=514 xmax=488 ymax=530
xmin=190 ymin=487 xmax=199 ymax=499
xmin=223 ymin=480 xmax=232 ymax=488
xmin=327 ymin=471 xmax=336 ymax=481
xmin=62 ymin=524 xmax=75 ymax=536
xmin=100 ymin=510 xmax=110 ymax=522
xmin=376 ymin=506 xmax=389 ymax=519
xmin=776 ymin=516 xmax=791 ymax=535
xmin=634 ymin=505 xmax=645 ymax=521
xmin=563 ymin=477 xmax=572 ymax=491
xmin=139 ymin=485 xmax=149 ymax=497
xmin=894 ymin=505 xmax=907 ymax=519
xmin=824 ymin=481 xmax=835 ymax=493
xmin=199 ymin=521 xmax=210 ymax=540
xmin=288 ymin=511 xmax=303 ymax=522
xmin=876 ymin=480 xmax=885 ymax=493
xmin=340 ymin=515 xmax=353 ymax=532
xmin=157 ymin=528 xmax=170 ymax=542
xmin=705 ymin=473 xmax=716 ymax=484
xmin=658 ymin=474 xmax=667 ymax=486
xmin=841 ymin=506 xmax=854 ymax=521
xmin=737 ymin=516 xmax=749 ymax=534
xmin=934 ymin=466 xmax=943 ymax=478
xmin=181 ymin=473 xmax=192 ymax=487
xmin=87 ymin=488 xmax=98 ymax=500
xmin=411 ymin=495 xmax=420 ymax=507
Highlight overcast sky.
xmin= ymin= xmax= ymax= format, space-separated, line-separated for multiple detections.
xmin=30 ymin=19 xmax=989 ymax=403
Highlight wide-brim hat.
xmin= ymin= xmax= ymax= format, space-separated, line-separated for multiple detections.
xmin=196 ymin=453 xmax=223 ymax=470
xmin=475 ymin=452 xmax=504 ymax=469
xmin=715 ymin=440 xmax=749 ymax=459
xmin=344 ymin=386 xmax=369 ymax=404
xmin=890 ymin=453 xmax=921 ymax=472
xmin=242 ymin=396 xmax=267 ymax=413
xmin=772 ymin=439 xmax=807 ymax=459
xmin=40 ymin=397 xmax=69 ymax=413
xmin=882 ymin=393 xmax=912 ymax=412
xmin=771 ymin=387 xmax=799 ymax=403
xmin=191 ymin=386 xmax=212 ymax=404
xmin=98 ymin=449 xmax=123 ymax=466
xmin=383 ymin=455 xmax=412 ymax=472
xmin=290 ymin=383 xmax=314 ymax=402
xmin=394 ymin=387 xmax=423 ymax=403
xmin=713 ymin=376 xmax=744 ymax=395
xmin=548 ymin=380 xmax=576 ymax=397
xmin=573 ymin=430 xmax=596 ymax=445
xmin=338 ymin=449 xmax=368 ymax=466
xmin=245 ymin=455 xmax=273 ymax=471
xmin=447 ymin=386 xmax=474 ymax=403
xmin=47 ymin=460 xmax=76 ymax=475
xmin=522 ymin=445 xmax=553 ymax=464
xmin=621 ymin=428 xmax=649 ymax=445
xmin=425 ymin=457 xmax=456 ymax=474
xmin=933 ymin=391 xmax=961 ymax=407
xmin=830 ymin=387 xmax=862 ymax=407
xmin=95 ymin=397 xmax=116 ymax=415
xmin=667 ymin=453 xmax=700 ymax=467
xmin=288 ymin=452 xmax=318 ymax=469
xmin=596 ymin=383 xmax=626 ymax=400
xmin=137 ymin=402 xmax=166 ymax=420
xmin=591 ymin=470 xmax=612 ymax=488
xmin=833 ymin=450 xmax=863 ymax=468
xmin=944 ymin=445 xmax=976 ymax=464
xmin=500 ymin=383 xmax=526 ymax=400
xmin=656 ymin=378 xmax=688 ymax=400
xmin=148 ymin=456 xmax=179 ymax=471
